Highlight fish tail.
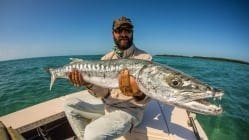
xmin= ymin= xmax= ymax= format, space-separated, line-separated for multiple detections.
xmin=44 ymin=67 xmax=56 ymax=91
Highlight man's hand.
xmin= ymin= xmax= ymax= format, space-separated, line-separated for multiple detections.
xmin=68 ymin=69 xmax=86 ymax=87
xmin=118 ymin=69 xmax=142 ymax=96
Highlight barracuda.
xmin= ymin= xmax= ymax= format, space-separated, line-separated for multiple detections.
xmin=45 ymin=58 xmax=224 ymax=115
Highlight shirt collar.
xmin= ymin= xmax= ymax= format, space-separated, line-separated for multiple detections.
xmin=114 ymin=44 xmax=135 ymax=58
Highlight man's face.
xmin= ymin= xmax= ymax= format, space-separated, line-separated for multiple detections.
xmin=113 ymin=26 xmax=133 ymax=50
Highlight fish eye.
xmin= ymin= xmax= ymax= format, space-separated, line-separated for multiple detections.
xmin=166 ymin=75 xmax=183 ymax=88
xmin=172 ymin=80 xmax=179 ymax=86
xmin=171 ymin=78 xmax=182 ymax=87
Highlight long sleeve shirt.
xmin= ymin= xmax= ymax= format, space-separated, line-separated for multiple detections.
xmin=87 ymin=44 xmax=152 ymax=119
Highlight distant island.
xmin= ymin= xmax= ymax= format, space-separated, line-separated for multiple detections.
xmin=155 ymin=54 xmax=249 ymax=65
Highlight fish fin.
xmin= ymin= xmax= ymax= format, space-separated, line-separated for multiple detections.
xmin=49 ymin=73 xmax=56 ymax=91
xmin=69 ymin=58 xmax=84 ymax=64
xmin=44 ymin=67 xmax=56 ymax=91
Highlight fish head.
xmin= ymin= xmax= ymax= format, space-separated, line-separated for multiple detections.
xmin=137 ymin=64 xmax=224 ymax=115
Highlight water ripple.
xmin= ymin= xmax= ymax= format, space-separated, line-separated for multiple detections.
xmin=0 ymin=55 xmax=249 ymax=140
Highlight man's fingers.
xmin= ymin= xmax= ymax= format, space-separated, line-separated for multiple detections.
xmin=118 ymin=69 xmax=142 ymax=96
xmin=74 ymin=70 xmax=79 ymax=85
xmin=68 ymin=69 xmax=79 ymax=86
xmin=119 ymin=69 xmax=134 ymax=96
xmin=130 ymin=76 xmax=141 ymax=96
xmin=68 ymin=72 xmax=72 ymax=82
xmin=72 ymin=69 xmax=77 ymax=85
xmin=119 ymin=69 xmax=129 ymax=88
xmin=68 ymin=71 xmax=76 ymax=85
xmin=122 ymin=69 xmax=130 ymax=87
xmin=77 ymin=70 xmax=84 ymax=86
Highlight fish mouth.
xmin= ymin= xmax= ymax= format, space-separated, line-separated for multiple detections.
xmin=175 ymin=91 xmax=224 ymax=115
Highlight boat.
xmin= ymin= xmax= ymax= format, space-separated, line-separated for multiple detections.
xmin=0 ymin=90 xmax=208 ymax=140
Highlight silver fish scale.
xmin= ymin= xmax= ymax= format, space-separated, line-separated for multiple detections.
xmin=47 ymin=58 xmax=224 ymax=115
xmin=78 ymin=59 xmax=145 ymax=79
xmin=50 ymin=59 xmax=149 ymax=87
xmin=137 ymin=64 xmax=173 ymax=101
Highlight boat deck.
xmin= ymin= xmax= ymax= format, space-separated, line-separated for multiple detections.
xmin=0 ymin=91 xmax=208 ymax=140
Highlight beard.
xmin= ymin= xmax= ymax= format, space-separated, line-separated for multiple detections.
xmin=113 ymin=36 xmax=133 ymax=50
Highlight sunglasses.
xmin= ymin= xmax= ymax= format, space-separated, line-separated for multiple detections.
xmin=114 ymin=28 xmax=133 ymax=34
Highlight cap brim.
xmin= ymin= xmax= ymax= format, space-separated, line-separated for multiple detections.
xmin=113 ymin=23 xmax=133 ymax=30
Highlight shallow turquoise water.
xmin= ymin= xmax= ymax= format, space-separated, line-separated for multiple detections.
xmin=0 ymin=55 xmax=248 ymax=140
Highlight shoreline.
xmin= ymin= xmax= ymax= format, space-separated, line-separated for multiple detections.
xmin=156 ymin=54 xmax=249 ymax=65
xmin=1 ymin=54 xmax=249 ymax=66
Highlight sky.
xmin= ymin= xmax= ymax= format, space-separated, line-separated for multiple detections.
xmin=0 ymin=0 xmax=249 ymax=62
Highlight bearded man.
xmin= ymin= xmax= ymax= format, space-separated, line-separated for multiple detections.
xmin=64 ymin=16 xmax=152 ymax=140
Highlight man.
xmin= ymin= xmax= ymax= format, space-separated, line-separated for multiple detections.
xmin=64 ymin=16 xmax=152 ymax=140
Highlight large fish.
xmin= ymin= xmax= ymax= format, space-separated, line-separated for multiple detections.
xmin=45 ymin=58 xmax=224 ymax=115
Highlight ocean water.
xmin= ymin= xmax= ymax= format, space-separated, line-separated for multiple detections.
xmin=0 ymin=55 xmax=248 ymax=140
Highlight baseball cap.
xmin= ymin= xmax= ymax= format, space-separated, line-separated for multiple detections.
xmin=112 ymin=16 xmax=133 ymax=30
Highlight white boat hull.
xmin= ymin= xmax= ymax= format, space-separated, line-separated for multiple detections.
xmin=0 ymin=90 xmax=208 ymax=140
